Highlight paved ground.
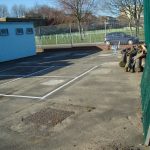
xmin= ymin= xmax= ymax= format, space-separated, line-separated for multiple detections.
xmin=0 ymin=47 xmax=148 ymax=150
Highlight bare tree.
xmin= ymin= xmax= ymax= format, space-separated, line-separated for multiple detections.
xmin=26 ymin=5 xmax=67 ymax=25
xmin=105 ymin=0 xmax=143 ymax=36
xmin=0 ymin=5 xmax=9 ymax=18
xmin=12 ymin=4 xmax=27 ymax=18
xmin=36 ymin=5 xmax=66 ymax=24
xmin=57 ymin=0 xmax=98 ymax=39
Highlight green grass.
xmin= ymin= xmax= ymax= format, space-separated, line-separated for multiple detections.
xmin=35 ymin=28 xmax=144 ymax=45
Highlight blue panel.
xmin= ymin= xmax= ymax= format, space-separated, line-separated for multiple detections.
xmin=0 ymin=22 xmax=36 ymax=62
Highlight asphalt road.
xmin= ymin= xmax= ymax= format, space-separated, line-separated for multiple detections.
xmin=0 ymin=47 xmax=148 ymax=150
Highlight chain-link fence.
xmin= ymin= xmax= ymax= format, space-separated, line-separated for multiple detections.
xmin=35 ymin=21 xmax=144 ymax=47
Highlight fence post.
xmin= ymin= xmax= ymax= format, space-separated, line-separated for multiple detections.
xmin=90 ymin=33 xmax=92 ymax=43
xmin=56 ymin=34 xmax=58 ymax=45
xmin=39 ymin=27 xmax=42 ymax=46
xmin=69 ymin=24 xmax=73 ymax=47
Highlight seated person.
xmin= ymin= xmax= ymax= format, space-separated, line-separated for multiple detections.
xmin=134 ymin=44 xmax=147 ymax=72
xmin=120 ymin=46 xmax=132 ymax=67
xmin=125 ymin=45 xmax=138 ymax=72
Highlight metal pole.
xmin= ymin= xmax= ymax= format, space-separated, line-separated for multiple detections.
xmin=105 ymin=21 xmax=107 ymax=38
xmin=39 ymin=26 xmax=42 ymax=46
xmin=70 ymin=24 xmax=73 ymax=47
xmin=56 ymin=34 xmax=58 ymax=45
xmin=90 ymin=33 xmax=92 ymax=43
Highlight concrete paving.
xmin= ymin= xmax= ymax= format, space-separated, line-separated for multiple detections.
xmin=0 ymin=47 xmax=148 ymax=150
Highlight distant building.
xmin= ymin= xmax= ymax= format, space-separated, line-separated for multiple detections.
xmin=106 ymin=16 xmax=119 ymax=25
xmin=0 ymin=22 xmax=36 ymax=62
xmin=99 ymin=16 xmax=118 ymax=24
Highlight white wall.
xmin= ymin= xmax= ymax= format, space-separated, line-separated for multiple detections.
xmin=0 ymin=22 xmax=36 ymax=62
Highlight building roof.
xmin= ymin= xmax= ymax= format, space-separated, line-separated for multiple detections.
xmin=0 ymin=17 xmax=47 ymax=27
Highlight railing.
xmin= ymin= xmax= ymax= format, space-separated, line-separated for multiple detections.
xmin=35 ymin=24 xmax=144 ymax=47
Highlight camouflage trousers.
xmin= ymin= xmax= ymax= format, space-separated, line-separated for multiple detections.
xmin=125 ymin=56 xmax=135 ymax=72
xmin=135 ymin=58 xmax=145 ymax=72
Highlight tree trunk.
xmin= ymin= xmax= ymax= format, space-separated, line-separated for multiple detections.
xmin=135 ymin=19 xmax=140 ymax=37
xmin=78 ymin=20 xmax=83 ymax=40
xmin=129 ymin=20 xmax=133 ymax=36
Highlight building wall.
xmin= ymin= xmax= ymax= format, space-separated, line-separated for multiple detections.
xmin=0 ymin=22 xmax=36 ymax=62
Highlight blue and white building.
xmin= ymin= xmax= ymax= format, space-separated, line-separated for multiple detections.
xmin=0 ymin=22 xmax=36 ymax=62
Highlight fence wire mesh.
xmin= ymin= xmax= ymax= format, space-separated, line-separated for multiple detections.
xmin=34 ymin=21 xmax=144 ymax=46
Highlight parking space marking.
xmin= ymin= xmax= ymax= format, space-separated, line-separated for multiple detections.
xmin=0 ymin=66 xmax=55 ymax=86
xmin=44 ymin=56 xmax=56 ymax=59
xmin=0 ymin=66 xmax=17 ymax=73
xmin=0 ymin=94 xmax=41 ymax=99
xmin=0 ymin=75 xmax=22 ymax=77
xmin=44 ymin=52 xmax=72 ymax=59
xmin=41 ymin=66 xmax=98 ymax=100
xmin=0 ymin=75 xmax=74 ymax=79
xmin=41 ymin=79 xmax=65 ymax=86
xmin=33 ymin=75 xmax=74 ymax=79
xmin=0 ymin=66 xmax=95 ymax=100
xmin=18 ymin=61 xmax=38 ymax=65
xmin=72 ymin=53 xmax=89 ymax=56
xmin=15 ymin=66 xmax=51 ymax=68
xmin=99 ymin=54 xmax=112 ymax=57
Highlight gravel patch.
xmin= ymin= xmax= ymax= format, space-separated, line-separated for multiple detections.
xmin=100 ymin=142 xmax=142 ymax=150
xmin=24 ymin=108 xmax=74 ymax=127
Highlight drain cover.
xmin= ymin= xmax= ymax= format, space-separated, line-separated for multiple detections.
xmin=101 ymin=62 xmax=118 ymax=67
xmin=24 ymin=108 xmax=74 ymax=127
xmin=91 ymin=69 xmax=111 ymax=75
xmin=42 ymin=79 xmax=64 ymax=86
xmin=99 ymin=54 xmax=112 ymax=57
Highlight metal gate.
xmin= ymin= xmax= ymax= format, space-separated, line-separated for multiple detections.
xmin=141 ymin=0 xmax=150 ymax=145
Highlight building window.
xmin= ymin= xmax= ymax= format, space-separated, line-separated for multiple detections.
xmin=16 ymin=28 xmax=24 ymax=35
xmin=26 ymin=28 xmax=33 ymax=34
xmin=0 ymin=29 xmax=9 ymax=36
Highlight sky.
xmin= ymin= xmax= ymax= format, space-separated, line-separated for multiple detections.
xmin=0 ymin=0 xmax=58 ymax=10
xmin=0 ymin=0 xmax=114 ymax=17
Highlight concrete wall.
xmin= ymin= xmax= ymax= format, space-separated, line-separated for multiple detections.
xmin=0 ymin=22 xmax=36 ymax=62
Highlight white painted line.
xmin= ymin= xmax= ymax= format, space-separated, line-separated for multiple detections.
xmin=44 ymin=56 xmax=55 ymax=59
xmin=99 ymin=54 xmax=112 ymax=57
xmin=0 ymin=94 xmax=41 ymax=100
xmin=33 ymin=75 xmax=74 ymax=79
xmin=0 ymin=66 xmax=16 ymax=73
xmin=0 ymin=75 xmax=23 ymax=77
xmin=0 ymin=75 xmax=74 ymax=79
xmin=18 ymin=61 xmax=37 ymax=64
xmin=41 ymin=79 xmax=64 ymax=86
xmin=0 ymin=66 xmax=55 ymax=86
xmin=40 ymin=60 xmax=66 ymax=63
xmin=41 ymin=66 xmax=98 ymax=100
xmin=44 ymin=52 xmax=72 ymax=59
xmin=15 ymin=66 xmax=50 ymax=68
xmin=73 ymin=53 xmax=88 ymax=56
xmin=101 ymin=62 xmax=118 ymax=67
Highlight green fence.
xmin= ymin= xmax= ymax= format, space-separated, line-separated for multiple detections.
xmin=141 ymin=0 xmax=150 ymax=144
